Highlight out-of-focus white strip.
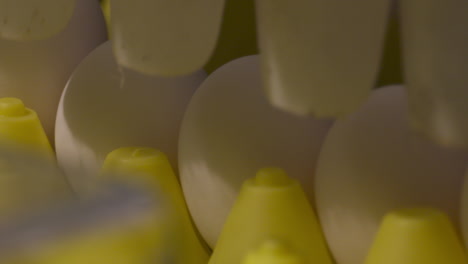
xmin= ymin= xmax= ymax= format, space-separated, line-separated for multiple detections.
xmin=255 ymin=0 xmax=392 ymax=117
xmin=0 ymin=0 xmax=76 ymax=41
xmin=400 ymin=0 xmax=468 ymax=148
xmin=111 ymin=0 xmax=226 ymax=76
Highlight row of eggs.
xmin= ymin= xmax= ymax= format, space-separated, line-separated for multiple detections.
xmin=0 ymin=1 xmax=467 ymax=263
xmin=56 ymin=49 xmax=468 ymax=264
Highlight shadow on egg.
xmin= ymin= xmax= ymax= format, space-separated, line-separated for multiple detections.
xmin=56 ymin=41 xmax=206 ymax=193
xmin=0 ymin=0 xmax=107 ymax=143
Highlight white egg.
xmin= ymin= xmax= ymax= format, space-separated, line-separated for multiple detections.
xmin=315 ymin=85 xmax=467 ymax=264
xmin=55 ymin=41 xmax=206 ymax=194
xmin=178 ymin=55 xmax=332 ymax=248
xmin=0 ymin=0 xmax=107 ymax=142
xmin=460 ymin=167 xmax=468 ymax=248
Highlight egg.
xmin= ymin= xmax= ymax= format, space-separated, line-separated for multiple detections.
xmin=315 ymin=85 xmax=467 ymax=264
xmin=0 ymin=0 xmax=107 ymax=142
xmin=55 ymin=41 xmax=206 ymax=194
xmin=178 ymin=55 xmax=332 ymax=248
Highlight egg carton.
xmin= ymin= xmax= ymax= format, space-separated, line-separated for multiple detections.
xmin=0 ymin=147 xmax=465 ymax=264
xmin=0 ymin=0 xmax=467 ymax=263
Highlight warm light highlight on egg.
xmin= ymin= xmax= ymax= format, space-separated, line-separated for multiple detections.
xmin=179 ymin=55 xmax=332 ymax=248
xmin=315 ymin=85 xmax=467 ymax=264
xmin=55 ymin=41 xmax=206 ymax=194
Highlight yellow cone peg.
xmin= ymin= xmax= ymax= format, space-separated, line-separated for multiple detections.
xmin=0 ymin=97 xmax=53 ymax=159
xmin=242 ymin=239 xmax=305 ymax=264
xmin=101 ymin=147 xmax=209 ymax=264
xmin=209 ymin=167 xmax=333 ymax=264
xmin=364 ymin=207 xmax=468 ymax=264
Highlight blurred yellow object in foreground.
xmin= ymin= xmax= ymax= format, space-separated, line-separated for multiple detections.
xmin=0 ymin=146 xmax=71 ymax=219
xmin=0 ymin=182 xmax=179 ymax=264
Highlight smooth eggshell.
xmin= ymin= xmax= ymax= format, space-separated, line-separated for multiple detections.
xmin=315 ymin=85 xmax=467 ymax=264
xmin=0 ymin=0 xmax=107 ymax=142
xmin=55 ymin=41 xmax=206 ymax=194
xmin=178 ymin=55 xmax=332 ymax=248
